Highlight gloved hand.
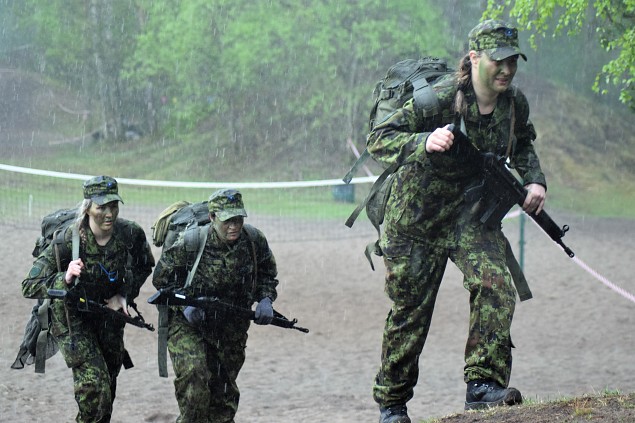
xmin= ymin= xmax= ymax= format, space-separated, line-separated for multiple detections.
xmin=254 ymin=297 xmax=273 ymax=325
xmin=183 ymin=306 xmax=205 ymax=325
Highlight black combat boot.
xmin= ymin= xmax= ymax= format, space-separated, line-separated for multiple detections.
xmin=379 ymin=404 xmax=411 ymax=423
xmin=465 ymin=379 xmax=522 ymax=410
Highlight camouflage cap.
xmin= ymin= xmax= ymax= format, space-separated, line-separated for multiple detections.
xmin=82 ymin=175 xmax=124 ymax=205
xmin=208 ymin=188 xmax=248 ymax=221
xmin=468 ymin=19 xmax=527 ymax=61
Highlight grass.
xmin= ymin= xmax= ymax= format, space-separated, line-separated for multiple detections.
xmin=420 ymin=389 xmax=635 ymax=423
xmin=547 ymin=184 xmax=635 ymax=219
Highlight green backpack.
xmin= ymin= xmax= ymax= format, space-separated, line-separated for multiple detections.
xmin=369 ymin=57 xmax=452 ymax=130
xmin=344 ymin=57 xmax=453 ymax=269
xmin=12 ymin=208 xmax=79 ymax=373
xmin=152 ymin=200 xmax=210 ymax=249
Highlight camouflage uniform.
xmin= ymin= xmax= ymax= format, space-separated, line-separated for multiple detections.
xmin=152 ymin=190 xmax=278 ymax=423
xmin=368 ymin=22 xmax=546 ymax=410
xmin=22 ymin=176 xmax=155 ymax=423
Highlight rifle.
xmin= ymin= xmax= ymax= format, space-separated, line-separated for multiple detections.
xmin=147 ymin=289 xmax=309 ymax=333
xmin=48 ymin=288 xmax=155 ymax=331
xmin=448 ymin=124 xmax=575 ymax=258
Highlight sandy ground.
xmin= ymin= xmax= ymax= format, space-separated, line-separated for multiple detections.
xmin=1 ymin=209 xmax=634 ymax=423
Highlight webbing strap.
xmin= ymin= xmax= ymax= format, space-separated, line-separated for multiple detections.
xmin=72 ymin=226 xmax=79 ymax=262
xmin=345 ymin=162 xmax=398 ymax=229
xmin=158 ymin=224 xmax=208 ymax=377
xmin=35 ymin=226 xmax=80 ymax=374
xmin=34 ymin=299 xmax=50 ymax=374
xmin=505 ymin=100 xmax=516 ymax=159
xmin=412 ymin=78 xmax=439 ymax=118
xmin=242 ymin=225 xmax=259 ymax=299
xmin=343 ymin=149 xmax=371 ymax=184
xmin=157 ymin=304 xmax=169 ymax=377
xmin=505 ymin=239 xmax=532 ymax=301
xmin=184 ymin=224 xmax=209 ymax=289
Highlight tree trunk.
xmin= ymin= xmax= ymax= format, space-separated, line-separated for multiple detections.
xmin=89 ymin=0 xmax=125 ymax=142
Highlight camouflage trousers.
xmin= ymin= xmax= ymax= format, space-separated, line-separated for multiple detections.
xmin=53 ymin=307 xmax=126 ymax=423
xmin=168 ymin=312 xmax=248 ymax=423
xmin=373 ymin=222 xmax=517 ymax=407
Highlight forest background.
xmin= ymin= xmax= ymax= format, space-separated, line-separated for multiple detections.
xmin=1 ymin=1 xmax=635 ymax=422
xmin=0 ymin=0 xmax=634 ymax=219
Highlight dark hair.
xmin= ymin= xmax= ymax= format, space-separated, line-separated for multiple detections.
xmin=453 ymin=52 xmax=481 ymax=117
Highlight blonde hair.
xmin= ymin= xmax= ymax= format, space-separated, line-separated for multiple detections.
xmin=73 ymin=199 xmax=92 ymax=243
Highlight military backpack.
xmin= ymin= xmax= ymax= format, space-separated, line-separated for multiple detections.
xmin=12 ymin=208 xmax=80 ymax=373
xmin=344 ymin=57 xmax=454 ymax=269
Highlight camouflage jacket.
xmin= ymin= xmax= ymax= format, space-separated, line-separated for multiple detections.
xmin=366 ymin=75 xmax=546 ymax=246
xmin=152 ymin=224 xmax=278 ymax=308
xmin=22 ymin=218 xmax=155 ymax=303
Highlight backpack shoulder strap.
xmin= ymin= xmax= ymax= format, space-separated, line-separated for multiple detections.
xmin=183 ymin=223 xmax=209 ymax=289
xmin=242 ymin=225 xmax=259 ymax=297
xmin=412 ymin=77 xmax=439 ymax=118
xmin=31 ymin=224 xmax=78 ymax=373
xmin=50 ymin=224 xmax=75 ymax=273
xmin=71 ymin=225 xmax=80 ymax=261
xmin=505 ymin=87 xmax=517 ymax=159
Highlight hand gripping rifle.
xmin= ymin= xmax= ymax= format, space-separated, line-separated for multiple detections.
xmin=147 ymin=289 xmax=309 ymax=333
xmin=48 ymin=288 xmax=155 ymax=331
xmin=447 ymin=124 xmax=574 ymax=258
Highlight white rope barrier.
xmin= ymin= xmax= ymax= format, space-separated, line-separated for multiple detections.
xmin=524 ymin=212 xmax=635 ymax=305
xmin=0 ymin=163 xmax=377 ymax=188
xmin=3 ymin=163 xmax=633 ymax=304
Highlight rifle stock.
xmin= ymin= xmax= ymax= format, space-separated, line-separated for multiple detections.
xmin=147 ymin=289 xmax=309 ymax=333
xmin=448 ymin=124 xmax=574 ymax=258
xmin=48 ymin=289 xmax=155 ymax=331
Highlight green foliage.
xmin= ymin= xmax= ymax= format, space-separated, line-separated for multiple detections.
xmin=124 ymin=0 xmax=222 ymax=133
xmin=11 ymin=1 xmax=87 ymax=79
xmin=122 ymin=0 xmax=452 ymax=152
xmin=5 ymin=0 xmax=634 ymax=220
xmin=485 ymin=0 xmax=635 ymax=110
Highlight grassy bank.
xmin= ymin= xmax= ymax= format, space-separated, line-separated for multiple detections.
xmin=424 ymin=390 xmax=635 ymax=423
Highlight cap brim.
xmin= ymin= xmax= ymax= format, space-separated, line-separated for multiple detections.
xmin=92 ymin=194 xmax=124 ymax=205
xmin=217 ymin=209 xmax=248 ymax=221
xmin=487 ymin=46 xmax=527 ymax=61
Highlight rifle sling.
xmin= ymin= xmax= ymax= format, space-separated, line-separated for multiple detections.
xmin=505 ymin=238 xmax=532 ymax=302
